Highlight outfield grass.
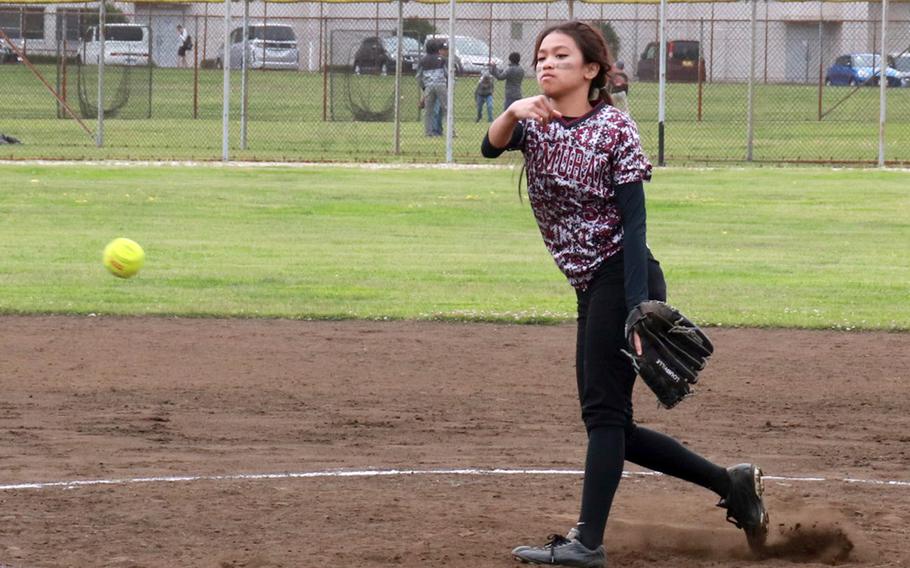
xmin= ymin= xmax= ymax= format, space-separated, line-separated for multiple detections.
xmin=2 ymin=64 xmax=910 ymax=163
xmin=0 ymin=163 xmax=907 ymax=330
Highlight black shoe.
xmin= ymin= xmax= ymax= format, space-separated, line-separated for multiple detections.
xmin=717 ymin=463 xmax=769 ymax=551
xmin=511 ymin=528 xmax=605 ymax=567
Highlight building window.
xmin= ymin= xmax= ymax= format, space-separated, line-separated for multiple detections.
xmin=510 ymin=21 xmax=522 ymax=41
xmin=56 ymin=10 xmax=83 ymax=41
xmin=21 ymin=8 xmax=44 ymax=39
xmin=0 ymin=10 xmax=22 ymax=39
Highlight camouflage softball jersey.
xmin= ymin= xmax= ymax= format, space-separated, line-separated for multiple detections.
xmin=500 ymin=101 xmax=652 ymax=289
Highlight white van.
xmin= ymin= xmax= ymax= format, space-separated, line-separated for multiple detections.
xmin=80 ymin=23 xmax=151 ymax=66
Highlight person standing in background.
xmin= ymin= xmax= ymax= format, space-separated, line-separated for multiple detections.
xmin=434 ymin=41 xmax=452 ymax=136
xmin=475 ymin=68 xmax=495 ymax=122
xmin=416 ymin=39 xmax=448 ymax=137
xmin=492 ymin=52 xmax=525 ymax=112
xmin=609 ymin=60 xmax=631 ymax=115
xmin=176 ymin=25 xmax=192 ymax=68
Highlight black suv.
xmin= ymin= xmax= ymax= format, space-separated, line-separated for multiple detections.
xmin=353 ymin=36 xmax=421 ymax=74
xmin=353 ymin=36 xmax=394 ymax=75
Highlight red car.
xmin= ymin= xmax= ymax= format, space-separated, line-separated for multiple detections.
xmin=636 ymin=40 xmax=706 ymax=82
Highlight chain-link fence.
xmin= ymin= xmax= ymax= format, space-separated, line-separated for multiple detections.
xmin=2 ymin=0 xmax=909 ymax=164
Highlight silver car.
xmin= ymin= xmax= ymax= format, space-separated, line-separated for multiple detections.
xmin=424 ymin=34 xmax=502 ymax=75
xmin=217 ymin=24 xmax=299 ymax=70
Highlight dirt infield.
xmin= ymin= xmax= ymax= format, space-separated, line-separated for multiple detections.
xmin=0 ymin=316 xmax=908 ymax=568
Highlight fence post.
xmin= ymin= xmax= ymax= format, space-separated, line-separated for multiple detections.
xmin=657 ymin=0 xmax=666 ymax=166
xmin=393 ymin=0 xmax=403 ymax=155
xmin=746 ymin=0 xmax=756 ymax=162
xmin=709 ymin=4 xmax=714 ymax=83
xmin=321 ymin=7 xmax=327 ymax=123
xmin=816 ymin=18 xmax=822 ymax=121
xmin=241 ymin=0 xmax=249 ymax=150
xmin=487 ymin=3 xmax=493 ymax=69
xmin=194 ymin=14 xmax=199 ymax=119
xmin=763 ymin=0 xmax=768 ymax=84
xmin=222 ymin=0 xmax=231 ymax=161
xmin=445 ymin=0 xmax=455 ymax=164
xmin=203 ymin=3 xmax=208 ymax=62
xmin=96 ymin=0 xmax=105 ymax=148
xmin=147 ymin=6 xmax=152 ymax=119
xmin=62 ymin=16 xmax=69 ymax=118
xmin=56 ymin=19 xmax=63 ymax=119
xmin=878 ymin=0 xmax=888 ymax=167
xmin=698 ymin=18 xmax=704 ymax=122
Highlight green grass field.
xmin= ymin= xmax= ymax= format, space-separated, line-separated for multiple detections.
xmin=2 ymin=64 xmax=910 ymax=163
xmin=0 ymin=163 xmax=907 ymax=330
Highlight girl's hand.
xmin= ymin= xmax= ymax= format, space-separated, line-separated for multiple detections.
xmin=507 ymin=96 xmax=562 ymax=128
xmin=487 ymin=95 xmax=561 ymax=149
xmin=632 ymin=330 xmax=643 ymax=356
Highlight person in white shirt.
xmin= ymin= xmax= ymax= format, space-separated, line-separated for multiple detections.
xmin=177 ymin=25 xmax=191 ymax=68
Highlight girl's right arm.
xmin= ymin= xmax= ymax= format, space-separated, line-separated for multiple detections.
xmin=489 ymin=96 xmax=561 ymax=148
xmin=486 ymin=108 xmax=520 ymax=150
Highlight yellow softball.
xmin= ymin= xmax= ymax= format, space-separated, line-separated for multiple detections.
xmin=103 ymin=237 xmax=145 ymax=279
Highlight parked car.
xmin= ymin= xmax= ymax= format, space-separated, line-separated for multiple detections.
xmin=824 ymin=53 xmax=901 ymax=87
xmin=636 ymin=40 xmax=705 ymax=82
xmin=382 ymin=36 xmax=421 ymax=72
xmin=352 ymin=36 xmax=419 ymax=75
xmin=424 ymin=34 xmax=501 ymax=75
xmin=887 ymin=53 xmax=910 ymax=87
xmin=217 ymin=24 xmax=299 ymax=70
xmin=79 ymin=23 xmax=150 ymax=66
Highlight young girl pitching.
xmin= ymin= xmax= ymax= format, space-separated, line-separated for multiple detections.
xmin=481 ymin=21 xmax=768 ymax=567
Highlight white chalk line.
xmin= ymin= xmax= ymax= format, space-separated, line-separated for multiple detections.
xmin=4 ymin=160 xmax=908 ymax=174
xmin=1 ymin=468 xmax=908 ymax=492
xmin=0 ymin=159 xmax=518 ymax=171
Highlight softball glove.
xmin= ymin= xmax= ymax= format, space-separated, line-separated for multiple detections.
xmin=623 ymin=300 xmax=714 ymax=409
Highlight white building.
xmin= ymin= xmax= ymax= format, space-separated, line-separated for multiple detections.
xmin=2 ymin=1 xmax=908 ymax=81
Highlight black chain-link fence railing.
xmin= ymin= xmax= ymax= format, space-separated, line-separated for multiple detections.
xmin=2 ymin=0 xmax=909 ymax=164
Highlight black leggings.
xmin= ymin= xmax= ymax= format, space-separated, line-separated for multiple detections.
xmin=574 ymin=253 xmax=666 ymax=432
xmin=574 ymin=254 xmax=730 ymax=550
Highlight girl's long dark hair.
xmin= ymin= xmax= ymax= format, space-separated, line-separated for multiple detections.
xmin=532 ymin=20 xmax=615 ymax=107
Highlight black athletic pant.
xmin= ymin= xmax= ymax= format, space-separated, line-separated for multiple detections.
xmin=574 ymin=254 xmax=731 ymax=550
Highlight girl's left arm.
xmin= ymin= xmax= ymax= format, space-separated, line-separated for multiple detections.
xmin=615 ymin=180 xmax=649 ymax=312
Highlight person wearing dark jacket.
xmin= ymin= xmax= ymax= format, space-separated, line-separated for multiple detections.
xmin=416 ymin=39 xmax=448 ymax=136
xmin=492 ymin=51 xmax=525 ymax=111
xmin=474 ymin=69 xmax=495 ymax=122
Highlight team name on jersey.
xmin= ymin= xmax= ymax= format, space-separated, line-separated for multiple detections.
xmin=527 ymin=140 xmax=612 ymax=194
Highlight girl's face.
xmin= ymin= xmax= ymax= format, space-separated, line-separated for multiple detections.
xmin=535 ymin=32 xmax=599 ymax=99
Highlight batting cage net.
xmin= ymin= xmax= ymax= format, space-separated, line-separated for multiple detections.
xmin=327 ymin=28 xmax=422 ymax=123
xmin=1 ymin=0 xmax=910 ymax=164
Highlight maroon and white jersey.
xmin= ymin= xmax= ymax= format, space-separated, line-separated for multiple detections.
xmin=513 ymin=102 xmax=652 ymax=289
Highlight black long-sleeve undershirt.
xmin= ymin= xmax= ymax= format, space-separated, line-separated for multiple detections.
xmin=613 ymin=180 xmax=648 ymax=311
xmin=481 ymin=128 xmax=522 ymax=158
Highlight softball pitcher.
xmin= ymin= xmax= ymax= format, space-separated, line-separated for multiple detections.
xmin=481 ymin=21 xmax=769 ymax=567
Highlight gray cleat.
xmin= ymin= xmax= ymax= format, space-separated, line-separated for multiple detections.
xmin=512 ymin=528 xmax=605 ymax=567
xmin=718 ymin=463 xmax=770 ymax=551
